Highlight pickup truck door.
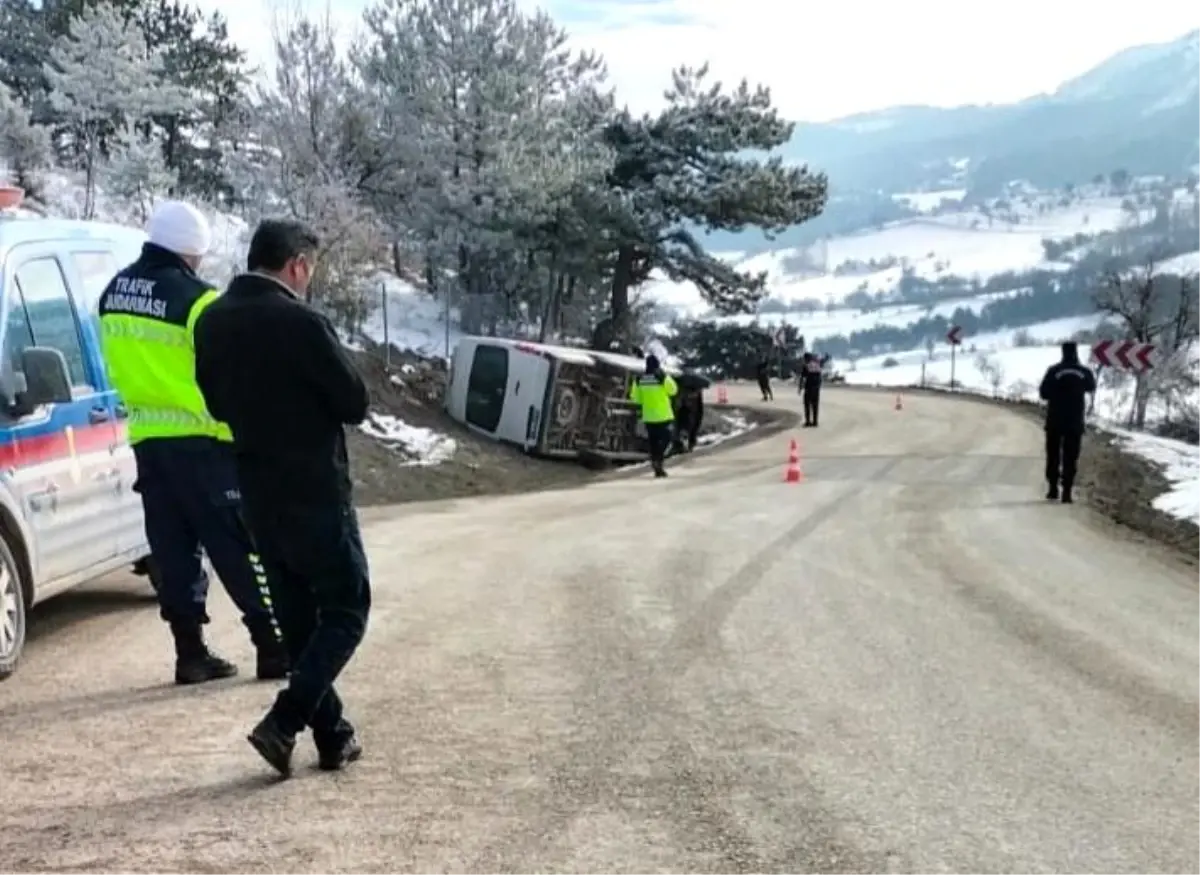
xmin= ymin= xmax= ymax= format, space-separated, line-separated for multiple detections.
xmin=0 ymin=251 xmax=121 ymax=583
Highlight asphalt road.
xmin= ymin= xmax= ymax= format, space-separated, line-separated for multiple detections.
xmin=3 ymin=386 xmax=1197 ymax=873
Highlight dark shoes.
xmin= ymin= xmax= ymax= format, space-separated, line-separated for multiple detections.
xmin=249 ymin=715 xmax=363 ymax=777
xmin=248 ymin=714 xmax=296 ymax=777
xmin=1046 ymin=484 xmax=1073 ymax=503
xmin=175 ymin=650 xmax=239 ymax=685
xmin=317 ymin=732 xmax=363 ymax=771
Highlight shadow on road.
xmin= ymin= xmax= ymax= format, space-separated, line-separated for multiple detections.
xmin=0 ymin=673 xmax=255 ymax=725
xmin=27 ymin=578 xmax=156 ymax=646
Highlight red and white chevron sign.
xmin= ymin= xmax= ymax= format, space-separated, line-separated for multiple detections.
xmin=1091 ymin=340 xmax=1155 ymax=372
xmin=946 ymin=325 xmax=964 ymax=345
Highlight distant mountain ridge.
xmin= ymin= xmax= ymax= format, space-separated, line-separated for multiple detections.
xmin=787 ymin=29 xmax=1199 ymax=194
xmin=706 ymin=29 xmax=1199 ymax=253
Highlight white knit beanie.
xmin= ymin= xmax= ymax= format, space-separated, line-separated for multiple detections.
xmin=147 ymin=200 xmax=212 ymax=258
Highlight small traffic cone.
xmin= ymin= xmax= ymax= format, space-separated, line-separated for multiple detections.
xmin=717 ymin=383 xmax=728 ymax=404
xmin=784 ymin=437 xmax=803 ymax=483
xmin=894 ymin=393 xmax=903 ymax=411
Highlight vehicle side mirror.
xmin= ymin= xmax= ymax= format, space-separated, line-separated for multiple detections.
xmin=10 ymin=347 xmax=72 ymax=415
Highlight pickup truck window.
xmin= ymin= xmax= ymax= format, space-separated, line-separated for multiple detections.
xmin=11 ymin=257 xmax=91 ymax=390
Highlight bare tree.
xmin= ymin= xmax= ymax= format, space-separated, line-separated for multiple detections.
xmin=1094 ymin=256 xmax=1200 ymax=428
xmin=974 ymin=351 xmax=1005 ymax=398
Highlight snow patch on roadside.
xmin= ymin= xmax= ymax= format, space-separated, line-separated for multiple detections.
xmin=360 ymin=412 xmax=457 ymax=465
xmin=1110 ymin=428 xmax=1200 ymax=523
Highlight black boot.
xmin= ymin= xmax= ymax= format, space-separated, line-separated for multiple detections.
xmin=1046 ymin=483 xmax=1059 ymax=500
xmin=1061 ymin=485 xmax=1073 ymax=504
xmin=248 ymin=712 xmax=296 ymax=777
xmin=171 ymin=622 xmax=238 ymax=685
xmin=249 ymin=621 xmax=289 ymax=681
xmin=316 ymin=725 xmax=363 ymax=772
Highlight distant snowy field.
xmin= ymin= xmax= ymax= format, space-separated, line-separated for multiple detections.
xmin=645 ymin=192 xmax=1170 ymax=316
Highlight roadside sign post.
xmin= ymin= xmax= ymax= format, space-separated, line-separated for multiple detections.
xmin=946 ymin=325 xmax=964 ymax=389
xmin=1090 ymin=340 xmax=1156 ymax=421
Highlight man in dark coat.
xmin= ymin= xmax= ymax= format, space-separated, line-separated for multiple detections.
xmin=755 ymin=357 xmax=773 ymax=401
xmin=671 ymin=376 xmax=707 ymax=453
xmin=194 ymin=219 xmax=372 ymax=776
xmin=800 ymin=352 xmax=824 ymax=427
xmin=1038 ymin=341 xmax=1096 ymax=503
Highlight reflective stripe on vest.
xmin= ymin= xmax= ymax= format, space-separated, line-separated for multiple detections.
xmin=100 ymin=305 xmax=231 ymax=444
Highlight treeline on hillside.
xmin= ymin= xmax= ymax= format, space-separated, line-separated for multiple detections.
xmin=670 ymin=321 xmax=808 ymax=380
xmin=0 ymin=0 xmax=830 ymax=350
xmin=667 ymin=233 xmax=1200 ymax=372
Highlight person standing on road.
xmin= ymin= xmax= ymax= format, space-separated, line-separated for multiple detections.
xmin=98 ymin=200 xmax=287 ymax=686
xmin=629 ymin=354 xmax=678 ymax=478
xmin=800 ymin=352 xmax=824 ymax=427
xmin=193 ymin=219 xmax=372 ymax=776
xmin=1038 ymin=341 xmax=1096 ymax=503
xmin=756 ymin=357 xmax=774 ymax=401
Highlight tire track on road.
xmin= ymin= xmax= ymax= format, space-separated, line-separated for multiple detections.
xmin=470 ymin=462 xmax=900 ymax=873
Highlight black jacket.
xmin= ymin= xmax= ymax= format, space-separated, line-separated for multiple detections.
xmin=99 ymin=242 xmax=214 ymax=325
xmin=800 ymin=357 xmax=824 ymax=391
xmin=1039 ymin=348 xmax=1096 ymax=433
xmin=193 ymin=273 xmax=370 ymax=506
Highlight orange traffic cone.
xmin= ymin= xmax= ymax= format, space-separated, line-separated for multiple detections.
xmin=784 ymin=437 xmax=803 ymax=483
xmin=894 ymin=393 xmax=903 ymax=411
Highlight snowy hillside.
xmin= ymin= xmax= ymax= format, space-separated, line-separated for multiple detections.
xmin=646 ymin=188 xmax=1182 ymax=315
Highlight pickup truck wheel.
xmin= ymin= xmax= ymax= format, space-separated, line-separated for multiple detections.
xmin=0 ymin=536 xmax=27 ymax=681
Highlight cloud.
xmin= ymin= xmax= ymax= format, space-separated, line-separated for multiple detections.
xmin=193 ymin=0 xmax=1199 ymax=120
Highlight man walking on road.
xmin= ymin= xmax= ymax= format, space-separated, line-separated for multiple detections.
xmin=629 ymin=354 xmax=678 ymax=478
xmin=800 ymin=352 xmax=824 ymax=427
xmin=1038 ymin=341 xmax=1096 ymax=503
xmin=756 ymin=357 xmax=773 ymax=401
xmin=194 ymin=219 xmax=372 ymax=776
xmin=98 ymin=201 xmax=287 ymax=685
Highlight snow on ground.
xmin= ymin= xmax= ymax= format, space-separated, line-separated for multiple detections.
xmin=696 ymin=411 xmax=755 ymax=448
xmin=1111 ymin=428 xmax=1200 ymax=523
xmin=1160 ymin=250 xmax=1200 ymax=276
xmin=360 ymin=412 xmax=457 ymax=465
xmin=360 ymin=274 xmax=462 ymax=359
xmin=645 ymin=193 xmax=1179 ymax=314
xmin=892 ymin=189 xmax=967 ymax=211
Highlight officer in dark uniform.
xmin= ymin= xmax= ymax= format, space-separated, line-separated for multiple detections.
xmin=1038 ymin=341 xmax=1096 ymax=503
xmin=194 ymin=219 xmax=372 ymax=776
xmin=98 ymin=201 xmax=287 ymax=685
xmin=800 ymin=352 xmax=824 ymax=427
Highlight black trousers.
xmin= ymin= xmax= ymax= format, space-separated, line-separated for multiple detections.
xmin=757 ymin=376 xmax=773 ymax=400
xmin=645 ymin=422 xmax=673 ymax=470
xmin=134 ymin=438 xmax=275 ymax=637
xmin=245 ymin=496 xmax=371 ymax=743
xmin=1045 ymin=427 xmax=1083 ymax=489
xmin=803 ymin=388 xmax=821 ymax=425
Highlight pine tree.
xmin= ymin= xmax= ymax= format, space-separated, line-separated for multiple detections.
xmin=594 ymin=65 xmax=829 ymax=349
xmin=44 ymin=1 xmax=185 ymax=218
xmin=138 ymin=0 xmax=249 ymax=198
xmin=251 ymin=14 xmax=382 ymax=328
xmin=0 ymin=81 xmax=53 ymax=195
xmin=0 ymin=0 xmax=54 ymax=117
xmin=103 ymin=122 xmax=177 ymax=222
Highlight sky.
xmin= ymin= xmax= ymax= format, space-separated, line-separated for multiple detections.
xmin=193 ymin=0 xmax=1199 ymax=121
